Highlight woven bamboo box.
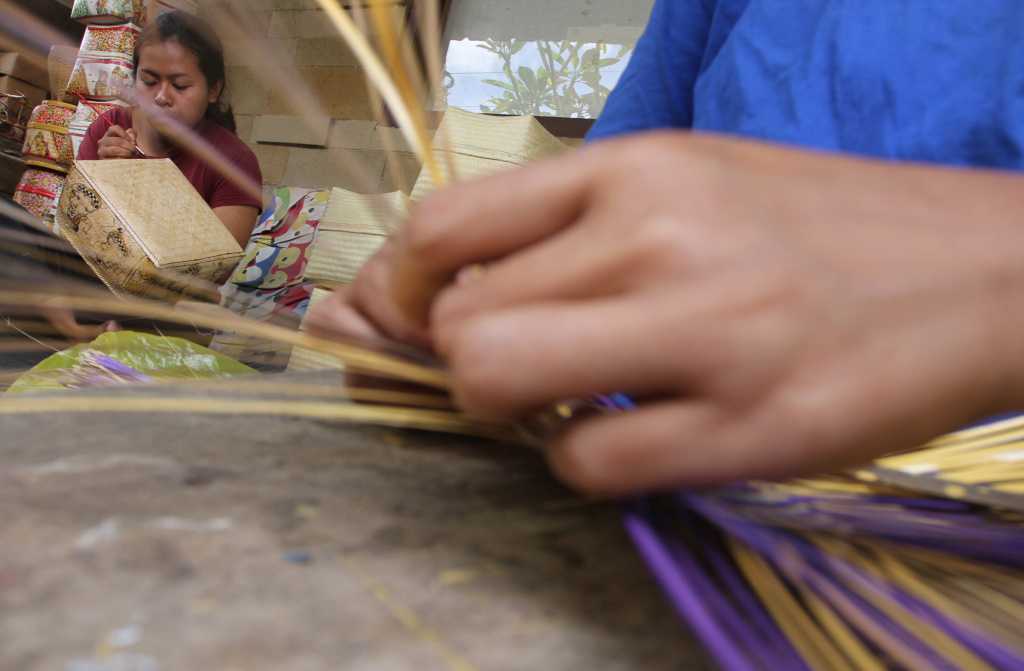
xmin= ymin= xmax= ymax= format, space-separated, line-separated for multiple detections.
xmin=56 ymin=159 xmax=244 ymax=301
xmin=305 ymin=188 xmax=404 ymax=286
xmin=410 ymin=108 xmax=568 ymax=201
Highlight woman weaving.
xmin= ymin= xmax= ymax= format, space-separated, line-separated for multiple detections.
xmin=78 ymin=10 xmax=261 ymax=247
xmin=44 ymin=10 xmax=261 ymax=340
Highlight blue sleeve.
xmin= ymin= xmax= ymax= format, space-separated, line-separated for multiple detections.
xmin=586 ymin=0 xmax=714 ymax=142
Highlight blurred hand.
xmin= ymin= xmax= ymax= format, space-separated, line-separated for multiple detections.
xmin=311 ymin=132 xmax=1024 ymax=495
xmin=40 ymin=307 xmax=120 ymax=343
xmin=306 ymin=239 xmax=432 ymax=349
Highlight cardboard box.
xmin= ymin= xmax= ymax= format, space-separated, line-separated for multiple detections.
xmin=0 ymin=75 xmax=48 ymax=113
xmin=0 ymin=52 xmax=50 ymax=90
xmin=57 ymin=159 xmax=244 ymax=301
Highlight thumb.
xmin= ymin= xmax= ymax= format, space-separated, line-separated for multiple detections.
xmin=126 ymin=128 xmax=137 ymax=144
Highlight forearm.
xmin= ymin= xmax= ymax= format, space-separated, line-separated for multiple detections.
xmin=213 ymin=205 xmax=258 ymax=248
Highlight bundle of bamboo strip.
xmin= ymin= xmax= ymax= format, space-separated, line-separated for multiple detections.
xmin=0 ymin=4 xmax=1022 ymax=670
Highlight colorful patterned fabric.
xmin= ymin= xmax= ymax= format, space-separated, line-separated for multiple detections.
xmin=219 ymin=281 xmax=315 ymax=322
xmin=212 ymin=188 xmax=329 ymax=369
xmin=229 ymin=187 xmax=327 ymax=291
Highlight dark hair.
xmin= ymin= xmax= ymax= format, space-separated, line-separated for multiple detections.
xmin=132 ymin=11 xmax=236 ymax=133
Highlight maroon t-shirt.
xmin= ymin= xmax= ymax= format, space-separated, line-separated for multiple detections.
xmin=77 ymin=107 xmax=263 ymax=211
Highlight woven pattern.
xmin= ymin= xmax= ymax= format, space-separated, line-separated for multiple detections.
xmin=410 ymin=108 xmax=568 ymax=201
xmin=305 ymin=188 xmax=402 ymax=285
xmin=47 ymin=46 xmax=79 ymax=103
xmin=75 ymin=159 xmax=242 ymax=267
xmin=287 ymin=288 xmax=344 ymax=372
xmin=57 ymin=160 xmax=243 ymax=300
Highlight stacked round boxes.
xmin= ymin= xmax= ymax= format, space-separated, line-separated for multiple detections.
xmin=64 ymin=1 xmax=202 ymax=167
xmin=14 ymin=1 xmax=201 ymax=235
xmin=11 ymin=1 xmax=142 ymax=234
xmin=64 ymin=4 xmax=141 ymax=156
xmin=13 ymin=100 xmax=76 ymax=233
xmin=65 ymin=22 xmax=141 ymax=103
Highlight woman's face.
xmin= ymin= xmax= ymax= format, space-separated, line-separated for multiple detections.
xmin=134 ymin=39 xmax=222 ymax=130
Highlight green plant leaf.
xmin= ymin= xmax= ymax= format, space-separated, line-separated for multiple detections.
xmin=518 ymin=66 xmax=537 ymax=90
xmin=482 ymin=78 xmax=516 ymax=91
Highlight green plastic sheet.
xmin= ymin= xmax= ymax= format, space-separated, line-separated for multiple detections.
xmin=8 ymin=331 xmax=256 ymax=394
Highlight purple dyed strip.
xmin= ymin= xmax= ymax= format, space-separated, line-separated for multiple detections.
xmin=815 ymin=548 xmax=1024 ymax=669
xmin=713 ymin=494 xmax=1024 ymax=566
xmin=82 ymin=351 xmax=152 ymax=383
xmin=672 ymin=495 xmax=812 ymax=660
xmin=661 ymin=539 xmax=773 ymax=662
xmin=623 ymin=511 xmax=767 ymax=671
xmin=690 ymin=535 xmax=806 ymax=664
xmin=700 ymin=501 xmax=974 ymax=671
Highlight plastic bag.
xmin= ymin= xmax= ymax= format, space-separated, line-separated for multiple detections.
xmin=7 ymin=330 xmax=256 ymax=394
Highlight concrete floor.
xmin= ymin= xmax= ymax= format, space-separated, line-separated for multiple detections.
xmin=0 ymin=374 xmax=714 ymax=670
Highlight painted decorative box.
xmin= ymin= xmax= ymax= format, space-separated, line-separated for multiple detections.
xmin=57 ymin=159 xmax=244 ymax=301
xmin=14 ymin=168 xmax=66 ymax=234
xmin=21 ymin=100 xmax=78 ymax=173
xmin=71 ymin=0 xmax=146 ymax=26
xmin=65 ymin=24 xmax=141 ymax=101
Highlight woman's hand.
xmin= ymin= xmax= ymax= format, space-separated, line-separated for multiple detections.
xmin=96 ymin=125 xmax=139 ymax=160
xmin=311 ymin=131 xmax=1024 ymax=495
xmin=40 ymin=307 xmax=119 ymax=343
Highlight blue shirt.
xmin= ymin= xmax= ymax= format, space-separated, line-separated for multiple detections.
xmin=588 ymin=0 xmax=1024 ymax=170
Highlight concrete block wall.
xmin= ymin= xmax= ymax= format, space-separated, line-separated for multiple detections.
xmin=196 ymin=0 xmax=582 ymax=195
xmin=196 ymin=0 xmax=421 ymax=194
